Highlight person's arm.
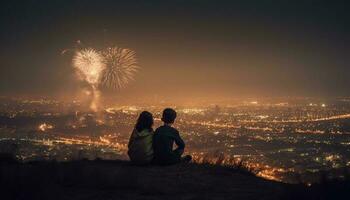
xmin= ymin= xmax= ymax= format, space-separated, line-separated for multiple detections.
xmin=173 ymin=130 xmax=185 ymax=156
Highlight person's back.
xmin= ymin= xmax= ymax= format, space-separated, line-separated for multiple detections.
xmin=127 ymin=111 xmax=154 ymax=165
xmin=153 ymin=108 xmax=191 ymax=165
xmin=153 ymin=125 xmax=185 ymax=165
xmin=128 ymin=128 xmax=154 ymax=164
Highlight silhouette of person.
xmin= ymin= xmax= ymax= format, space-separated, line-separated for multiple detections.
xmin=127 ymin=111 xmax=154 ymax=165
xmin=153 ymin=108 xmax=192 ymax=165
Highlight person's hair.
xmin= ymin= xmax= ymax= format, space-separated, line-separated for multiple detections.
xmin=161 ymin=108 xmax=177 ymax=124
xmin=135 ymin=111 xmax=154 ymax=132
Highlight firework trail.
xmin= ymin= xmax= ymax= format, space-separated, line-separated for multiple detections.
xmin=100 ymin=47 xmax=138 ymax=89
xmin=61 ymin=40 xmax=82 ymax=55
xmin=72 ymin=48 xmax=105 ymax=111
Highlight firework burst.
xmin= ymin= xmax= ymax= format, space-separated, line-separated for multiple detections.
xmin=72 ymin=48 xmax=105 ymax=85
xmin=100 ymin=47 xmax=138 ymax=89
xmin=72 ymin=48 xmax=106 ymax=112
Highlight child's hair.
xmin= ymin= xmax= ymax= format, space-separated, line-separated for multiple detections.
xmin=135 ymin=111 xmax=154 ymax=132
xmin=161 ymin=108 xmax=177 ymax=124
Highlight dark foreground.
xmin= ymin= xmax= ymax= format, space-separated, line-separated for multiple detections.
xmin=1 ymin=157 xmax=349 ymax=200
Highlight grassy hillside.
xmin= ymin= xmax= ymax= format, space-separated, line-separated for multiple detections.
xmin=0 ymin=156 xmax=349 ymax=200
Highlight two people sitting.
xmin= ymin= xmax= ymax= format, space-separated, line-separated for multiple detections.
xmin=127 ymin=108 xmax=192 ymax=165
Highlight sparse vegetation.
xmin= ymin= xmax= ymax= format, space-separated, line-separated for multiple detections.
xmin=1 ymin=153 xmax=349 ymax=200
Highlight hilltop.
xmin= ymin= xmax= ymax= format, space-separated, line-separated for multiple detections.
xmin=0 ymin=156 xmax=349 ymax=200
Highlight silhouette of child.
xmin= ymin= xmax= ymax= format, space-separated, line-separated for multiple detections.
xmin=128 ymin=111 xmax=154 ymax=165
xmin=153 ymin=108 xmax=192 ymax=165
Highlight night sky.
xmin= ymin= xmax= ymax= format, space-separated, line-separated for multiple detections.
xmin=0 ymin=0 xmax=349 ymax=101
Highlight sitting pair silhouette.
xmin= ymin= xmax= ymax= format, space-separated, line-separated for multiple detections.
xmin=128 ymin=108 xmax=192 ymax=165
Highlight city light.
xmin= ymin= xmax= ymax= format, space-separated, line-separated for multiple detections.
xmin=1 ymin=97 xmax=350 ymax=183
xmin=38 ymin=123 xmax=54 ymax=132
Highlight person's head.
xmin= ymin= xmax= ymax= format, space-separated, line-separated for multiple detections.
xmin=135 ymin=111 xmax=154 ymax=132
xmin=161 ymin=108 xmax=177 ymax=125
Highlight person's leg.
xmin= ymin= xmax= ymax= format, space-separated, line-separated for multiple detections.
xmin=180 ymin=155 xmax=192 ymax=163
xmin=173 ymin=149 xmax=184 ymax=157
xmin=172 ymin=149 xmax=191 ymax=163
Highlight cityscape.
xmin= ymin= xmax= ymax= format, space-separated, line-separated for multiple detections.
xmin=1 ymin=1 xmax=349 ymax=199
xmin=1 ymin=96 xmax=350 ymax=184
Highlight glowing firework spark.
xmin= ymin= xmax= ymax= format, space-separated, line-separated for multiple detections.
xmin=72 ymin=48 xmax=105 ymax=85
xmin=73 ymin=48 xmax=105 ymax=111
xmin=61 ymin=40 xmax=83 ymax=55
xmin=100 ymin=47 xmax=138 ymax=89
